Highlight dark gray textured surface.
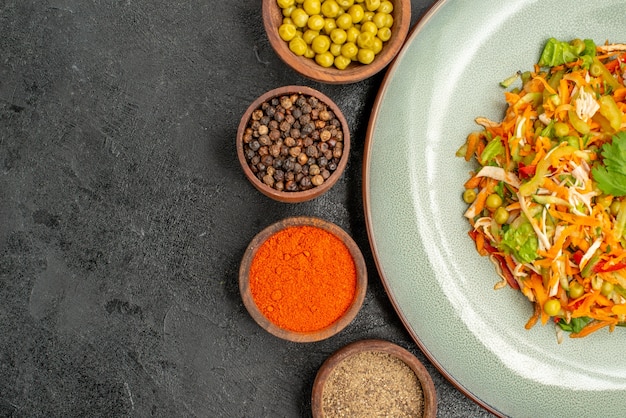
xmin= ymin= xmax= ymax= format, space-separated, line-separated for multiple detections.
xmin=1 ymin=1 xmax=495 ymax=417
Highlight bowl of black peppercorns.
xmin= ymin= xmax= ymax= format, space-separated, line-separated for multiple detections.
xmin=237 ymin=86 xmax=350 ymax=203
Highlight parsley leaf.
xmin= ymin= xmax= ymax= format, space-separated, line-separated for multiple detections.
xmin=592 ymin=131 xmax=626 ymax=196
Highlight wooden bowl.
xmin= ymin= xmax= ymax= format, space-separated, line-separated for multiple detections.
xmin=236 ymin=85 xmax=350 ymax=203
xmin=311 ymin=339 xmax=437 ymax=417
xmin=239 ymin=216 xmax=367 ymax=343
xmin=262 ymin=0 xmax=411 ymax=84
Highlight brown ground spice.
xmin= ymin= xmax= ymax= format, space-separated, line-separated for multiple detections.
xmin=321 ymin=350 xmax=424 ymax=417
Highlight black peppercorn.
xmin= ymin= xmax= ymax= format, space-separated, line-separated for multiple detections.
xmin=285 ymin=180 xmax=298 ymax=191
xmin=280 ymin=95 xmax=293 ymax=110
xmin=295 ymin=96 xmax=307 ymax=107
xmin=242 ymin=93 xmax=345 ymax=193
xmin=300 ymin=176 xmax=312 ymax=189
xmin=259 ymin=135 xmax=271 ymax=146
xmin=251 ymin=109 xmax=263 ymax=121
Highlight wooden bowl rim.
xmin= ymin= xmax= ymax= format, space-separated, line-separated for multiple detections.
xmin=311 ymin=338 xmax=437 ymax=417
xmin=239 ymin=216 xmax=368 ymax=343
xmin=236 ymin=85 xmax=351 ymax=203
xmin=262 ymin=0 xmax=412 ymax=84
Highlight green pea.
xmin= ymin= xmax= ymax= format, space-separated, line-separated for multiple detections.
xmin=596 ymin=195 xmax=612 ymax=209
xmin=493 ymin=206 xmax=509 ymax=225
xmin=360 ymin=20 xmax=378 ymax=35
xmin=335 ymin=13 xmax=353 ymax=30
xmin=568 ymin=281 xmax=584 ymax=299
xmin=378 ymin=0 xmax=393 ymax=13
xmin=303 ymin=29 xmax=319 ymax=45
xmin=364 ymin=0 xmax=380 ymax=12
xmin=340 ymin=41 xmax=358 ymax=59
xmin=372 ymin=12 xmax=387 ymax=28
xmin=345 ymin=26 xmax=360 ymax=43
xmin=610 ymin=200 xmax=621 ymax=216
xmin=543 ymin=299 xmax=561 ymax=316
xmin=315 ymin=51 xmax=335 ymax=67
xmin=377 ymin=27 xmax=391 ymax=42
xmin=485 ymin=193 xmax=503 ymax=210
xmin=601 ymin=281 xmax=614 ymax=296
xmin=347 ymin=4 xmax=364 ymax=23
xmin=384 ymin=13 xmax=393 ymax=27
xmin=303 ymin=0 xmax=321 ymax=15
xmin=356 ymin=31 xmax=375 ymax=49
xmin=321 ymin=0 xmax=340 ymax=18
xmin=291 ymin=8 xmax=309 ymax=28
xmin=330 ymin=28 xmax=347 ymax=44
xmin=462 ymin=189 xmax=477 ymax=204
xmin=304 ymin=46 xmax=316 ymax=59
xmin=289 ymin=37 xmax=307 ymax=56
xmin=311 ymin=34 xmax=331 ymax=54
xmin=329 ymin=42 xmax=342 ymax=57
xmin=282 ymin=5 xmax=296 ymax=17
xmin=307 ymin=14 xmax=325 ymax=31
xmin=371 ymin=36 xmax=382 ymax=54
xmin=357 ymin=47 xmax=374 ymax=64
xmin=323 ymin=18 xmax=337 ymax=34
xmin=334 ymin=55 xmax=351 ymax=70
xmin=362 ymin=11 xmax=375 ymax=22
xmin=336 ymin=0 xmax=354 ymax=8
xmin=279 ymin=23 xmax=297 ymax=41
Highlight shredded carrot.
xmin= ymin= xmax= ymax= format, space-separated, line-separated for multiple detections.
xmin=474 ymin=230 xmax=486 ymax=256
xmin=465 ymin=132 xmax=480 ymax=161
xmin=570 ymin=320 xmax=614 ymax=338
xmin=614 ymin=87 xmax=626 ymax=102
xmin=464 ymin=175 xmax=482 ymax=189
xmin=525 ymin=303 xmax=541 ymax=330
xmin=532 ymin=75 xmax=557 ymax=95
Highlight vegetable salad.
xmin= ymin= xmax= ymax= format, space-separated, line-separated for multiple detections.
xmin=458 ymin=38 xmax=626 ymax=340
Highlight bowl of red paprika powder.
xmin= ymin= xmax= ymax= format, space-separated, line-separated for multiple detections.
xmin=239 ymin=216 xmax=367 ymax=343
xmin=236 ymin=86 xmax=350 ymax=203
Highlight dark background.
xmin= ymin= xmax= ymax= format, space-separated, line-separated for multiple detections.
xmin=1 ymin=1 xmax=495 ymax=416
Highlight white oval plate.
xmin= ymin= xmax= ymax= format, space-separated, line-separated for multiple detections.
xmin=363 ymin=0 xmax=626 ymax=416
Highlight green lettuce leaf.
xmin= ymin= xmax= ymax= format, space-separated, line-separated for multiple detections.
xmin=498 ymin=222 xmax=539 ymax=263
xmin=538 ymin=37 xmax=596 ymax=67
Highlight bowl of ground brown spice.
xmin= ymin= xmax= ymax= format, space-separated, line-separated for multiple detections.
xmin=311 ymin=339 xmax=437 ymax=418
xmin=236 ymin=85 xmax=350 ymax=203
xmin=239 ymin=216 xmax=367 ymax=342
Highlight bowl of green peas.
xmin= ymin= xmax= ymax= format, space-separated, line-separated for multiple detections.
xmin=263 ymin=0 xmax=411 ymax=84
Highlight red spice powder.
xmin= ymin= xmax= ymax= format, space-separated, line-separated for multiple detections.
xmin=249 ymin=225 xmax=357 ymax=333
